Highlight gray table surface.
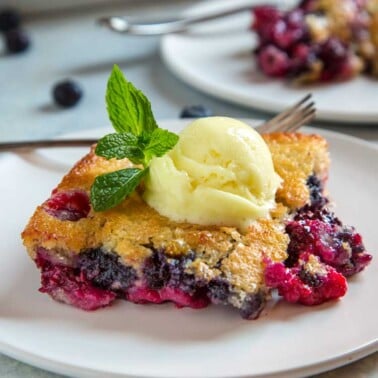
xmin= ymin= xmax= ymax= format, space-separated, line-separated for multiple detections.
xmin=0 ymin=1 xmax=377 ymax=377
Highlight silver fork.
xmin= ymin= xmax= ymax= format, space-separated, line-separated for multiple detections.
xmin=0 ymin=94 xmax=315 ymax=152
xmin=258 ymin=94 xmax=315 ymax=134
xmin=98 ymin=4 xmax=256 ymax=35
xmin=98 ymin=1 xmax=283 ymax=36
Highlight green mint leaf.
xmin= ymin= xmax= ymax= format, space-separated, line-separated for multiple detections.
xmin=143 ymin=128 xmax=179 ymax=163
xmin=106 ymin=65 xmax=157 ymax=135
xmin=91 ymin=66 xmax=181 ymax=212
xmin=90 ymin=168 xmax=147 ymax=211
xmin=95 ymin=133 xmax=145 ymax=164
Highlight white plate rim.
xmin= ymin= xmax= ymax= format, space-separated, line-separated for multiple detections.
xmin=0 ymin=122 xmax=377 ymax=378
xmin=0 ymin=338 xmax=376 ymax=378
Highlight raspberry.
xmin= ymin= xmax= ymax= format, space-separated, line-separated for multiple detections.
xmin=265 ymin=256 xmax=347 ymax=305
xmin=258 ymin=45 xmax=290 ymax=77
xmin=44 ymin=190 xmax=90 ymax=221
xmin=126 ymin=285 xmax=209 ymax=309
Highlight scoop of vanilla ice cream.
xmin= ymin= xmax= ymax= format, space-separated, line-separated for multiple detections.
xmin=143 ymin=117 xmax=281 ymax=230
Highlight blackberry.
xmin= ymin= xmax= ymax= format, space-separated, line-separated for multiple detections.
xmin=286 ymin=205 xmax=372 ymax=276
xmin=293 ymin=206 xmax=338 ymax=225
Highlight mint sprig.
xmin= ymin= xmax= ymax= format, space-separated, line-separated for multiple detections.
xmin=106 ymin=65 xmax=158 ymax=135
xmin=90 ymin=65 xmax=179 ymax=212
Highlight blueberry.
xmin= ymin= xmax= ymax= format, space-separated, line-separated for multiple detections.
xmin=143 ymin=247 xmax=198 ymax=294
xmin=4 ymin=29 xmax=30 ymax=54
xmin=53 ymin=80 xmax=83 ymax=108
xmin=306 ymin=174 xmax=327 ymax=209
xmin=169 ymin=257 xmax=199 ymax=295
xmin=180 ymin=105 xmax=213 ymax=118
xmin=207 ymin=278 xmax=230 ymax=304
xmin=143 ymin=249 xmax=170 ymax=290
xmin=239 ymin=292 xmax=266 ymax=320
xmin=0 ymin=9 xmax=21 ymax=32
xmin=78 ymin=249 xmax=137 ymax=291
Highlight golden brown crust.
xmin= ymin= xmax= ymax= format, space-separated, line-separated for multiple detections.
xmin=22 ymin=133 xmax=329 ymax=293
xmin=263 ymin=133 xmax=329 ymax=208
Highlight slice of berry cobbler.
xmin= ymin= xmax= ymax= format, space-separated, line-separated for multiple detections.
xmin=22 ymin=133 xmax=372 ymax=319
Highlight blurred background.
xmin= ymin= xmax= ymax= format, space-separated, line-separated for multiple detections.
xmin=1 ymin=0 xmax=377 ymax=141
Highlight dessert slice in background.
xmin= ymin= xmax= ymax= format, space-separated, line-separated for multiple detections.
xmin=252 ymin=0 xmax=378 ymax=82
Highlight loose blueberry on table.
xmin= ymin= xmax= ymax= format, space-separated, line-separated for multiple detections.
xmin=180 ymin=105 xmax=213 ymax=118
xmin=52 ymin=80 xmax=83 ymax=108
xmin=4 ymin=29 xmax=30 ymax=54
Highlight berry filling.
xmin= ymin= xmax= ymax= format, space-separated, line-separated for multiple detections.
xmin=133 ymin=247 xmax=210 ymax=308
xmin=36 ymin=251 xmax=116 ymax=311
xmin=36 ymin=248 xmax=210 ymax=312
xmin=127 ymin=285 xmax=209 ymax=309
xmin=306 ymin=174 xmax=328 ymax=209
xmin=286 ymin=207 xmax=372 ymax=276
xmin=78 ymin=249 xmax=136 ymax=292
xmin=44 ymin=190 xmax=90 ymax=221
xmin=264 ymin=173 xmax=371 ymax=306
xmin=35 ymin=174 xmax=372 ymax=318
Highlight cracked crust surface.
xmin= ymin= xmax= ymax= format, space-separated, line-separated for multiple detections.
xmin=22 ymin=133 xmax=329 ymax=294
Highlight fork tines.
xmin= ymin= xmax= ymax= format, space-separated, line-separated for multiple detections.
xmin=259 ymin=94 xmax=316 ymax=134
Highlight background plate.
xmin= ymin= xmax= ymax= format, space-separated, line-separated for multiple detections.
xmin=0 ymin=120 xmax=377 ymax=378
xmin=161 ymin=0 xmax=378 ymax=123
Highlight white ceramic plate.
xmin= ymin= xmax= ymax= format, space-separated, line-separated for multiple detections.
xmin=161 ymin=0 xmax=378 ymax=123
xmin=0 ymin=121 xmax=377 ymax=378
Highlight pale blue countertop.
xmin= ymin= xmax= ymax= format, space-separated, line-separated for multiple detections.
xmin=0 ymin=1 xmax=377 ymax=377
